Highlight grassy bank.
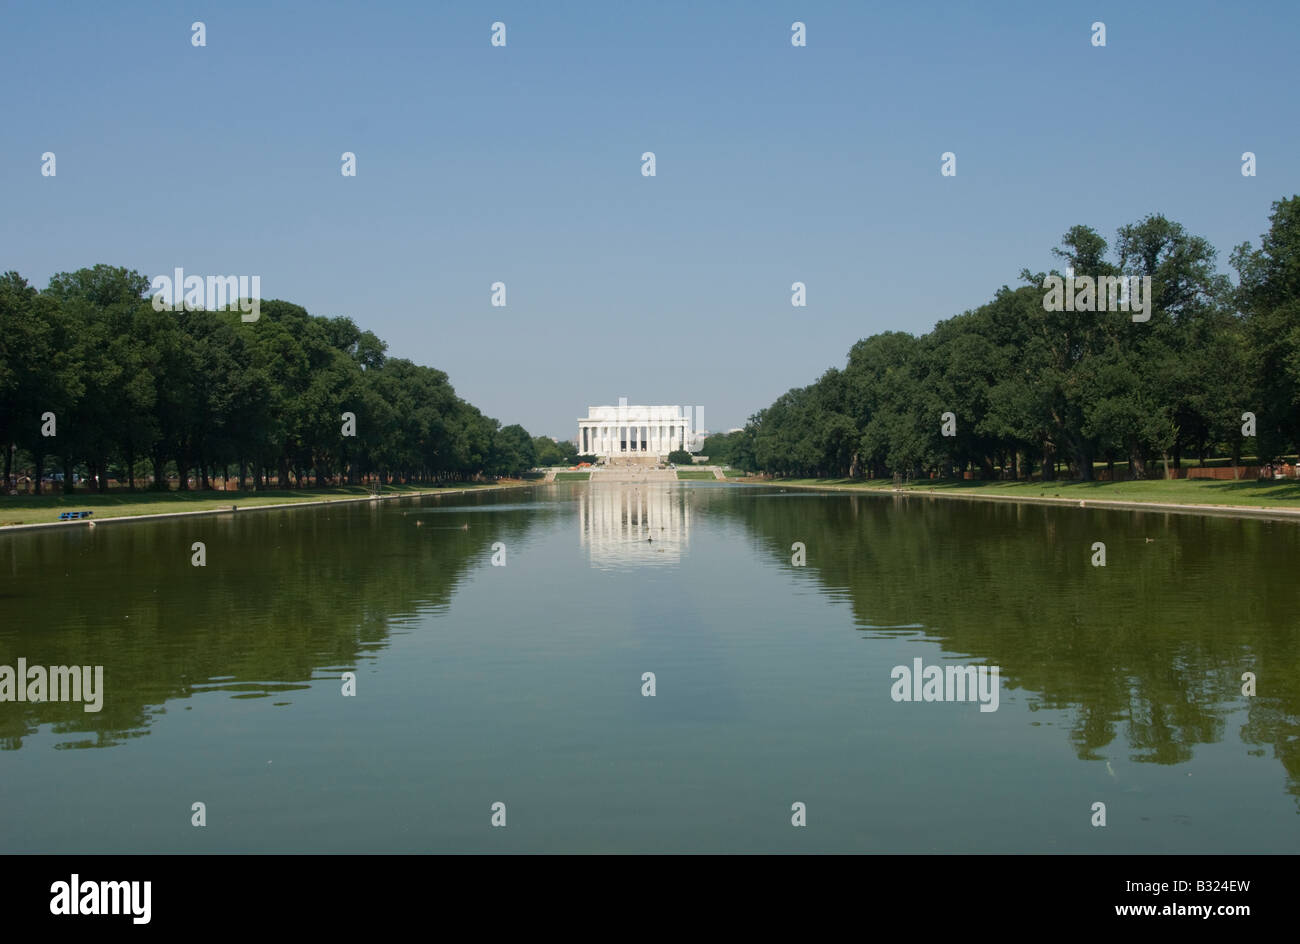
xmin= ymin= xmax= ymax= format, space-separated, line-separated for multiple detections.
xmin=741 ymin=476 xmax=1300 ymax=512
xmin=676 ymin=470 xmax=716 ymax=480
xmin=553 ymin=471 xmax=591 ymax=481
xmin=0 ymin=481 xmax=529 ymax=528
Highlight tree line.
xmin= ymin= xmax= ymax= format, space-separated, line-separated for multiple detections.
xmin=709 ymin=197 xmax=1299 ymax=481
xmin=0 ymin=266 xmax=577 ymax=493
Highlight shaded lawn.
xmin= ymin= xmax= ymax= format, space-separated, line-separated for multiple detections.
xmin=762 ymin=477 xmax=1300 ymax=509
xmin=0 ymin=482 xmax=520 ymax=527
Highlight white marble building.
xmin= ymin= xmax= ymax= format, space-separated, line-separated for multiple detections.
xmin=578 ymin=403 xmax=690 ymax=458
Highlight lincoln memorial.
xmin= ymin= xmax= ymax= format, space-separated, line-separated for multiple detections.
xmin=578 ymin=404 xmax=690 ymax=459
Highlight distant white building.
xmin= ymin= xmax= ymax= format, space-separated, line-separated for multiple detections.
xmin=578 ymin=402 xmax=691 ymax=458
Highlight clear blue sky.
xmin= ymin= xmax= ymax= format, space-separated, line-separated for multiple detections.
xmin=3 ymin=1 xmax=1297 ymax=438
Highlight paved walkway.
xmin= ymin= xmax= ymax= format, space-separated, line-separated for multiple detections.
xmin=591 ymin=467 xmax=678 ymax=483
xmin=0 ymin=481 xmax=540 ymax=534
xmin=756 ymin=479 xmax=1300 ymax=522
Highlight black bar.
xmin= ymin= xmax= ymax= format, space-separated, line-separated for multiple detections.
xmin=7 ymin=854 xmax=1285 ymax=930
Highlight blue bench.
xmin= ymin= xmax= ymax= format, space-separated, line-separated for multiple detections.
xmin=57 ymin=511 xmax=94 ymax=520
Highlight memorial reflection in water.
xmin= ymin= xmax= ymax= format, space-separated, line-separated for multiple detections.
xmin=577 ymin=484 xmax=690 ymax=568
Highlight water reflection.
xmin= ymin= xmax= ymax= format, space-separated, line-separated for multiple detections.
xmin=0 ymin=491 xmax=538 ymax=750
xmin=2 ymin=482 xmax=1298 ymax=852
xmin=579 ymin=483 xmax=691 ymax=570
xmin=720 ymin=486 xmax=1300 ymax=809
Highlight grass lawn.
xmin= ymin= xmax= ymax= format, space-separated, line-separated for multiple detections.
xmin=764 ymin=477 xmax=1300 ymax=510
xmin=676 ymin=470 xmax=716 ymax=480
xmin=552 ymin=471 xmax=591 ymax=481
xmin=0 ymin=481 xmax=526 ymax=528
xmin=722 ymin=468 xmax=749 ymax=477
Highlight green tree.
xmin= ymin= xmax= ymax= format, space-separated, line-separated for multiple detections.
xmin=491 ymin=424 xmax=537 ymax=476
xmin=1233 ymin=196 xmax=1300 ymax=462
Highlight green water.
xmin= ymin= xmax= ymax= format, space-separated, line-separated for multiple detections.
xmin=1 ymin=483 xmax=1297 ymax=853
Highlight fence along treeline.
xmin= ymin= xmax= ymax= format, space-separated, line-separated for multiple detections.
xmin=717 ymin=198 xmax=1299 ymax=481
xmin=0 ymin=266 xmax=566 ymax=493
